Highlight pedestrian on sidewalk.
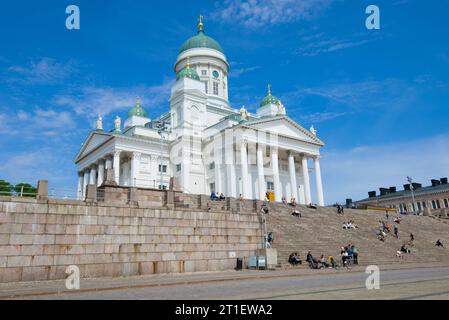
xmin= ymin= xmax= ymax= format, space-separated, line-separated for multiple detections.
xmin=394 ymin=225 xmax=399 ymax=238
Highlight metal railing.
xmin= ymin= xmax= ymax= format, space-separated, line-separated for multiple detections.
xmin=48 ymin=188 xmax=79 ymax=200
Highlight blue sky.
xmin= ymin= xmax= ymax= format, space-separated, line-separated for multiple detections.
xmin=0 ymin=0 xmax=448 ymax=203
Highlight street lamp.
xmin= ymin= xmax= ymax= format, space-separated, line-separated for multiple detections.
xmin=155 ymin=120 xmax=170 ymax=190
xmin=407 ymin=176 xmax=417 ymax=214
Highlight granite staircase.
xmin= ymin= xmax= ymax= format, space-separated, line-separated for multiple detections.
xmin=265 ymin=203 xmax=449 ymax=268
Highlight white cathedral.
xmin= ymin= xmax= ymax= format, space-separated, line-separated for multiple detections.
xmin=75 ymin=17 xmax=325 ymax=206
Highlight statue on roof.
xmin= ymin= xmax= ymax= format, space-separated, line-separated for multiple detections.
xmin=115 ymin=116 xmax=121 ymax=132
xmin=277 ymin=100 xmax=286 ymax=115
xmin=310 ymin=125 xmax=317 ymax=136
xmin=240 ymin=105 xmax=248 ymax=120
xmin=96 ymin=114 xmax=103 ymax=131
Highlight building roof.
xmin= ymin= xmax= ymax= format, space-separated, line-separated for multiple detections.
xmin=357 ymin=182 xmax=449 ymax=203
xmin=179 ymin=30 xmax=224 ymax=54
xmin=128 ymin=97 xmax=148 ymax=118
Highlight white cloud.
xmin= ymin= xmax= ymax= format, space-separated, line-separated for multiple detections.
xmin=212 ymin=0 xmax=335 ymax=29
xmin=300 ymin=111 xmax=348 ymax=123
xmin=296 ymin=30 xmax=384 ymax=57
xmin=229 ymin=65 xmax=261 ymax=78
xmin=321 ymin=134 xmax=449 ymax=204
xmin=289 ymin=78 xmax=417 ymax=110
xmin=7 ymin=58 xmax=77 ymax=85
xmin=0 ymin=107 xmax=75 ymax=138
xmin=54 ymin=80 xmax=174 ymax=119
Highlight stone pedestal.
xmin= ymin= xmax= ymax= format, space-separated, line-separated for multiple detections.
xmin=128 ymin=187 xmax=138 ymax=206
xmin=256 ymin=248 xmax=278 ymax=270
xmin=103 ymin=168 xmax=117 ymax=187
xmin=85 ymin=184 xmax=97 ymax=203
xmin=200 ymin=195 xmax=210 ymax=210
xmin=166 ymin=190 xmax=175 ymax=209
xmin=37 ymin=180 xmax=48 ymax=200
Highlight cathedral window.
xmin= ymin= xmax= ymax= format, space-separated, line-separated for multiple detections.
xmin=204 ymin=81 xmax=208 ymax=94
xmin=213 ymin=82 xmax=219 ymax=95
xmin=176 ymin=164 xmax=181 ymax=172
xmin=158 ymin=165 xmax=167 ymax=173
xmin=201 ymin=70 xmax=207 ymax=76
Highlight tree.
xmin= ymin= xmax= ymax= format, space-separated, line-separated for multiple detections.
xmin=13 ymin=183 xmax=37 ymax=197
xmin=0 ymin=180 xmax=13 ymax=196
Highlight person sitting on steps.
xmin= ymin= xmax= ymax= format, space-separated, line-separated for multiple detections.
xmin=436 ymin=239 xmax=444 ymax=248
xmin=282 ymin=197 xmax=288 ymax=205
xmin=289 ymin=198 xmax=297 ymax=207
xmin=210 ymin=192 xmax=219 ymax=201
xmin=291 ymin=209 xmax=301 ymax=217
xmin=306 ymin=251 xmax=320 ymax=269
xmin=320 ymin=255 xmax=330 ymax=268
xmin=308 ymin=203 xmax=318 ymax=209
xmin=219 ymin=193 xmax=225 ymax=201
xmin=400 ymin=244 xmax=411 ymax=254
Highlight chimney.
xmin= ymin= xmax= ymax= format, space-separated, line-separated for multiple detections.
xmin=346 ymin=199 xmax=353 ymax=208
xmin=368 ymin=191 xmax=377 ymax=198
xmin=441 ymin=178 xmax=448 ymax=185
xmin=412 ymin=183 xmax=422 ymax=190
xmin=431 ymin=179 xmax=441 ymax=187
xmin=379 ymin=188 xmax=389 ymax=196
xmin=404 ymin=184 xmax=411 ymax=191
xmin=389 ymin=187 xmax=397 ymax=193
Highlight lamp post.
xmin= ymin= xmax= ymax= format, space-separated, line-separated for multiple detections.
xmin=407 ymin=176 xmax=417 ymax=214
xmin=155 ymin=120 xmax=169 ymax=190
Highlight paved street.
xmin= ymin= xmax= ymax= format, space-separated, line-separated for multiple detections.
xmin=1 ymin=264 xmax=449 ymax=300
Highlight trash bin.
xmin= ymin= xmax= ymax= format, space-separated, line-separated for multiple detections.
xmin=236 ymin=258 xmax=243 ymax=271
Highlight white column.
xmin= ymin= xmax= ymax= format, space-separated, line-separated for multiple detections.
xmin=314 ymin=156 xmax=324 ymax=206
xmin=105 ymin=157 xmax=112 ymax=170
xmin=225 ymin=135 xmax=236 ymax=198
xmin=89 ymin=166 xmax=97 ymax=185
xmin=271 ymin=148 xmax=281 ymax=202
xmin=82 ymin=170 xmax=89 ymax=199
xmin=240 ymin=140 xmax=249 ymax=198
xmin=113 ymin=151 xmax=121 ymax=185
xmin=214 ymin=163 xmax=222 ymax=194
xmin=302 ymin=155 xmax=312 ymax=205
xmin=288 ymin=152 xmax=298 ymax=201
xmin=77 ymin=173 xmax=83 ymax=200
xmin=130 ymin=152 xmax=141 ymax=187
xmin=97 ymin=160 xmax=105 ymax=187
xmin=257 ymin=144 xmax=265 ymax=200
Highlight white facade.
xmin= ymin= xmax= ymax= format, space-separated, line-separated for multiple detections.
xmin=74 ymin=21 xmax=326 ymax=205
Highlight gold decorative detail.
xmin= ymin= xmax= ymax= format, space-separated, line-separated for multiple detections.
xmin=198 ymin=15 xmax=204 ymax=31
xmin=186 ymin=56 xmax=191 ymax=69
xmin=268 ymin=84 xmax=272 ymax=96
xmin=136 ymin=96 xmax=141 ymax=108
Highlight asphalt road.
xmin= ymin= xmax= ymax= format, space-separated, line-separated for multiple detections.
xmin=7 ymin=266 xmax=449 ymax=300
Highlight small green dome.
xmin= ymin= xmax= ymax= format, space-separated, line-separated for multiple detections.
xmin=179 ymin=30 xmax=224 ymax=54
xmin=128 ymin=98 xmax=148 ymax=118
xmin=176 ymin=66 xmax=200 ymax=81
xmin=260 ymin=94 xmax=281 ymax=107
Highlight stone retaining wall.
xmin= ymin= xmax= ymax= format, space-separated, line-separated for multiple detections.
xmin=0 ymin=186 xmax=263 ymax=283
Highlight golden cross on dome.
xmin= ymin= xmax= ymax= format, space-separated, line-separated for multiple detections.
xmin=136 ymin=96 xmax=141 ymax=108
xmin=268 ymin=84 xmax=272 ymax=96
xmin=198 ymin=15 xmax=204 ymax=31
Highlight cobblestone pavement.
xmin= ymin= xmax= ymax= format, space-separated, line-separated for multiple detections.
xmin=1 ymin=264 xmax=449 ymax=300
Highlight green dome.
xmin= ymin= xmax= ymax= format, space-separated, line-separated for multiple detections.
xmin=128 ymin=98 xmax=148 ymax=118
xmin=260 ymin=94 xmax=281 ymax=108
xmin=176 ymin=66 xmax=200 ymax=81
xmin=179 ymin=30 xmax=224 ymax=54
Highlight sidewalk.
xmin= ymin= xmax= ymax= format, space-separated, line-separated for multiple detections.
xmin=1 ymin=262 xmax=448 ymax=299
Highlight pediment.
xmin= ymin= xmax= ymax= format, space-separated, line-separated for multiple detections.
xmin=75 ymin=131 xmax=112 ymax=163
xmin=243 ymin=116 xmax=324 ymax=146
